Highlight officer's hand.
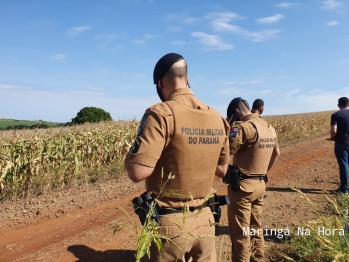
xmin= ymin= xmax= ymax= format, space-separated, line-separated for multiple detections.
xmin=226 ymin=115 xmax=234 ymax=125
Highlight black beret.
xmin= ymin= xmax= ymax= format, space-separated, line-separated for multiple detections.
xmin=227 ymin=97 xmax=242 ymax=119
xmin=153 ymin=53 xmax=184 ymax=84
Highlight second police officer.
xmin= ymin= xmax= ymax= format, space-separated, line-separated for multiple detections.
xmin=224 ymin=97 xmax=280 ymax=261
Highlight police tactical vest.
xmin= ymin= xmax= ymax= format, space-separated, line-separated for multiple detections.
xmin=146 ymin=100 xmax=228 ymax=202
xmin=233 ymin=117 xmax=277 ymax=175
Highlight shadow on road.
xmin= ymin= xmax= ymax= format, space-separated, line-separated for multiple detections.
xmin=266 ymin=187 xmax=331 ymax=195
xmin=67 ymin=245 xmax=136 ymax=262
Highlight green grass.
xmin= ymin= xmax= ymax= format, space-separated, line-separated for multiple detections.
xmin=0 ymin=118 xmax=59 ymax=129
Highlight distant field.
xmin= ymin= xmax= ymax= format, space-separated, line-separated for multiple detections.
xmin=0 ymin=119 xmax=58 ymax=129
xmin=0 ymin=111 xmax=335 ymax=200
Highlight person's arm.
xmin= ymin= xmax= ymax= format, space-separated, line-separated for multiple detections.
xmin=267 ymin=146 xmax=280 ymax=172
xmin=124 ymin=107 xmax=170 ymax=183
xmin=215 ymin=164 xmax=228 ymax=178
xmin=125 ymin=161 xmax=154 ymax=182
xmin=330 ymin=113 xmax=337 ymax=140
xmin=216 ymin=118 xmax=232 ymax=178
xmin=330 ymin=125 xmax=337 ymax=140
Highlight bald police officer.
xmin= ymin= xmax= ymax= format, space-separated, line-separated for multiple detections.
xmin=225 ymin=97 xmax=280 ymax=261
xmin=125 ymin=53 xmax=230 ymax=262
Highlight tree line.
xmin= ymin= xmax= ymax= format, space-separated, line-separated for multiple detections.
xmin=1 ymin=107 xmax=112 ymax=131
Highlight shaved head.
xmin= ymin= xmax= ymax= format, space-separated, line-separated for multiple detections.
xmin=236 ymin=100 xmax=250 ymax=115
xmin=163 ymin=59 xmax=188 ymax=83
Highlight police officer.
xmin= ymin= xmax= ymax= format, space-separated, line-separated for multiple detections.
xmin=251 ymin=98 xmax=264 ymax=116
xmin=124 ymin=53 xmax=230 ymax=262
xmin=225 ymin=97 xmax=280 ymax=261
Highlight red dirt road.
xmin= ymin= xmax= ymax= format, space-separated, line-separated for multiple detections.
xmin=0 ymin=134 xmax=340 ymax=261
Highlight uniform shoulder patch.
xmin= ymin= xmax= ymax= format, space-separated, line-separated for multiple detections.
xmin=129 ymin=137 xmax=141 ymax=154
xmin=229 ymin=124 xmax=240 ymax=137
xmin=137 ymin=113 xmax=149 ymax=136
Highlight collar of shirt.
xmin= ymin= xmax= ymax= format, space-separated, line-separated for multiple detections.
xmin=242 ymin=112 xmax=259 ymax=121
xmin=166 ymin=88 xmax=194 ymax=100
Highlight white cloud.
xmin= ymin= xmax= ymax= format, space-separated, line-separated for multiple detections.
xmin=286 ymin=88 xmax=301 ymax=96
xmin=327 ymin=21 xmax=339 ymax=26
xmin=213 ymin=87 xmax=347 ymax=117
xmin=50 ymin=54 xmax=66 ymax=60
xmin=209 ymin=15 xmax=280 ymax=42
xmin=0 ymin=84 xmax=32 ymax=89
xmin=224 ymin=25 xmax=280 ymax=42
xmin=165 ymin=13 xmax=201 ymax=24
xmin=95 ymin=34 xmax=123 ymax=51
xmin=85 ymin=86 xmax=104 ymax=92
xmin=346 ymin=38 xmax=349 ymax=41
xmin=205 ymin=11 xmax=243 ymax=21
xmin=256 ymin=14 xmax=285 ymax=24
xmin=276 ymin=3 xmax=300 ymax=8
xmin=67 ymin=26 xmax=91 ymax=36
xmin=191 ymin=32 xmax=234 ymax=51
xmin=208 ymin=12 xmax=244 ymax=32
xmin=322 ymin=0 xmax=342 ymax=10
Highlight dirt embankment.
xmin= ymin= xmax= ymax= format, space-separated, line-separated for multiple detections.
xmin=0 ymin=134 xmax=339 ymax=262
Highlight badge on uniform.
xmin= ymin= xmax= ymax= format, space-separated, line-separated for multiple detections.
xmin=137 ymin=113 xmax=149 ymax=136
xmin=129 ymin=137 xmax=141 ymax=154
xmin=230 ymin=126 xmax=239 ymax=137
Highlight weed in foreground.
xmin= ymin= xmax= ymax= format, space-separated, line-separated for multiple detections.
xmin=113 ymin=169 xmax=216 ymax=262
xmin=272 ymin=187 xmax=349 ymax=262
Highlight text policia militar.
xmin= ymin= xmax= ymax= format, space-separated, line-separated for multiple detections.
xmin=181 ymin=127 xmax=225 ymax=145
xmin=258 ymin=138 xmax=276 ymax=148
xmin=242 ymin=226 xmax=347 ymax=239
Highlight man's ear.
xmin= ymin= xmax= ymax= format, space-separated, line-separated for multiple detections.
xmin=157 ymin=79 xmax=162 ymax=89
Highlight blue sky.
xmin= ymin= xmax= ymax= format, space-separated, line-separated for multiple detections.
xmin=0 ymin=0 xmax=348 ymax=122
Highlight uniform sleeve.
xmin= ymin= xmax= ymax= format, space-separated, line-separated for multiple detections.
xmin=330 ymin=113 xmax=337 ymax=126
xmin=229 ymin=122 xmax=257 ymax=155
xmin=229 ymin=123 xmax=246 ymax=155
xmin=125 ymin=106 xmax=172 ymax=168
xmin=218 ymin=118 xmax=230 ymax=165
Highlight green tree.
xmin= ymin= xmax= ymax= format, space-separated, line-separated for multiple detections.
xmin=72 ymin=107 xmax=112 ymax=124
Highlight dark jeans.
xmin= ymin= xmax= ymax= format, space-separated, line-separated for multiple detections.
xmin=334 ymin=143 xmax=349 ymax=193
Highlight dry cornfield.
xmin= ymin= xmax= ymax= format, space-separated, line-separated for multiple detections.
xmin=0 ymin=120 xmax=138 ymax=199
xmin=0 ymin=111 xmax=335 ymax=200
xmin=264 ymin=110 xmax=335 ymax=144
